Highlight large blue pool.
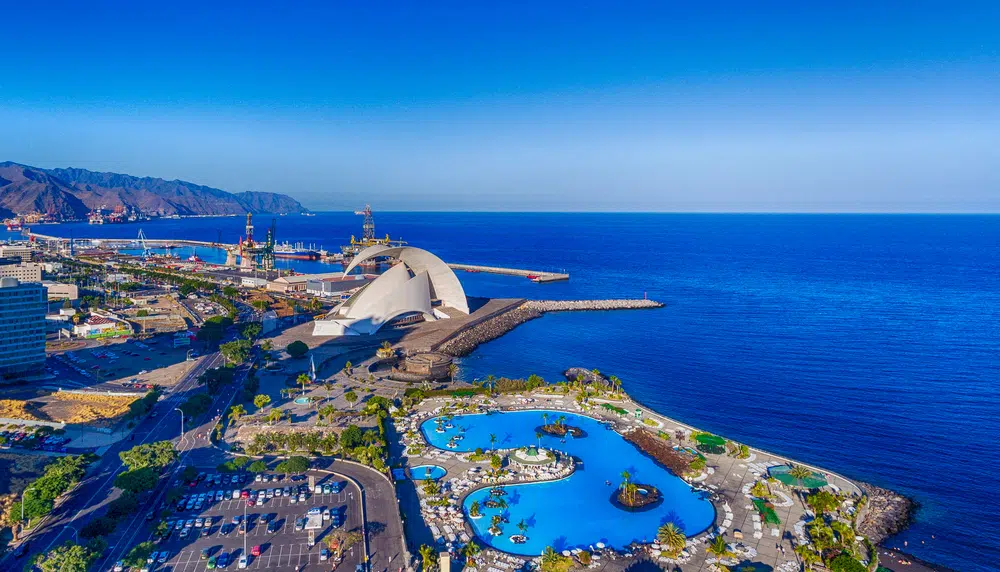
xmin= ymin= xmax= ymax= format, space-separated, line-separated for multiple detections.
xmin=420 ymin=410 xmax=715 ymax=555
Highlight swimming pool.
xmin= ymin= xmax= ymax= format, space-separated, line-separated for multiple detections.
xmin=410 ymin=465 xmax=448 ymax=480
xmin=420 ymin=410 xmax=715 ymax=555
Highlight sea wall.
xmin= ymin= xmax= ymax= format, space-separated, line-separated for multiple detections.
xmin=439 ymin=299 xmax=663 ymax=357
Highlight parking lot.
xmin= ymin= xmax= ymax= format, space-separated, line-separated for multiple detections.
xmin=48 ymin=334 xmax=199 ymax=391
xmin=147 ymin=469 xmax=364 ymax=572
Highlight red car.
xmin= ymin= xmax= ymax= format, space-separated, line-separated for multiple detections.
xmin=251 ymin=546 xmax=261 ymax=557
xmin=240 ymin=490 xmax=249 ymax=498
xmin=246 ymin=499 xmax=255 ymax=507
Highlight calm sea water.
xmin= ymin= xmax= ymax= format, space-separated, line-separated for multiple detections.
xmin=11 ymin=213 xmax=1000 ymax=570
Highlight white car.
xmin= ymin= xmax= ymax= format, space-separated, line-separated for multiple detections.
xmin=254 ymin=474 xmax=262 ymax=482
xmin=314 ymin=485 xmax=322 ymax=494
xmin=185 ymin=519 xmax=194 ymax=528
xmin=232 ymin=489 xmax=241 ymax=499
xmin=113 ymin=561 xmax=125 ymax=572
xmin=322 ymin=508 xmax=331 ymax=521
xmin=147 ymin=552 xmax=158 ymax=564
xmin=307 ymin=507 xmax=321 ymax=516
xmin=195 ymin=518 xmax=204 ymax=528
xmin=238 ymin=554 xmax=248 ymax=569
xmin=265 ymin=489 xmax=274 ymax=498
xmin=289 ymin=495 xmax=297 ymax=504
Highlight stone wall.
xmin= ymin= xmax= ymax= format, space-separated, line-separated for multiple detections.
xmin=857 ymin=481 xmax=917 ymax=544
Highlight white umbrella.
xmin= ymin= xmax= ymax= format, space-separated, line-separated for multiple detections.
xmin=595 ymin=542 xmax=605 ymax=549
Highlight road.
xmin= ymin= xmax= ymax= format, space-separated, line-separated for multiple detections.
xmin=4 ymin=348 xmax=228 ymax=567
xmin=311 ymin=458 xmax=409 ymax=572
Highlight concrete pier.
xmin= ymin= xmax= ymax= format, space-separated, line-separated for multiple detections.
xmin=447 ymin=263 xmax=569 ymax=282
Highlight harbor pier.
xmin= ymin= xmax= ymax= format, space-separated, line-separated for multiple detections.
xmin=448 ymin=263 xmax=569 ymax=282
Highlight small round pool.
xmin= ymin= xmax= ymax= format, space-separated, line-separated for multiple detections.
xmin=294 ymin=397 xmax=310 ymax=405
xmin=410 ymin=465 xmax=447 ymax=480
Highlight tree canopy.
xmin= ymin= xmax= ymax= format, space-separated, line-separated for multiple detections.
xmin=33 ymin=541 xmax=100 ymax=572
xmin=115 ymin=467 xmax=160 ymax=494
xmin=286 ymin=340 xmax=309 ymax=358
xmin=340 ymin=425 xmax=364 ymax=449
xmin=247 ymin=460 xmax=268 ymax=473
xmin=119 ymin=441 xmax=177 ymax=471
xmin=275 ymin=456 xmax=311 ymax=474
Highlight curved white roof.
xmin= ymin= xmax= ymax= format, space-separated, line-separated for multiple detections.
xmin=343 ymin=245 xmax=469 ymax=314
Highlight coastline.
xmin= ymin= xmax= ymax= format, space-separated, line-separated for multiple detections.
xmin=613 ymin=376 xmax=935 ymax=569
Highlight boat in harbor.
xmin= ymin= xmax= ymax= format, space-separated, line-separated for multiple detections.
xmin=274 ymin=241 xmax=320 ymax=260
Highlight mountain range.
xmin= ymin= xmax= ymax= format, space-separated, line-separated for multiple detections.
xmin=0 ymin=162 xmax=307 ymax=219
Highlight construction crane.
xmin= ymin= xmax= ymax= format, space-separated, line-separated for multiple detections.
xmin=137 ymin=228 xmax=151 ymax=259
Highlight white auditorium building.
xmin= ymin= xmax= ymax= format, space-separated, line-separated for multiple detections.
xmin=312 ymin=245 xmax=469 ymax=337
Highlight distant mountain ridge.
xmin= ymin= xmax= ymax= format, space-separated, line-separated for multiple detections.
xmin=0 ymin=162 xmax=307 ymax=218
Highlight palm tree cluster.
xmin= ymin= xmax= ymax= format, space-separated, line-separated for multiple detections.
xmin=242 ymin=429 xmax=339 ymax=456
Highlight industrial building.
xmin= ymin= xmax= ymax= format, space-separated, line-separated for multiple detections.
xmin=0 ymin=278 xmax=47 ymax=382
xmin=313 ymin=245 xmax=469 ymax=336
xmin=305 ymin=274 xmax=374 ymax=297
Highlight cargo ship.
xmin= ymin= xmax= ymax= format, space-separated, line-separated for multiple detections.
xmin=274 ymin=241 xmax=320 ymax=260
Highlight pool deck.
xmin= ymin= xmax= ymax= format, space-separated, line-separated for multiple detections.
xmin=392 ymin=390 xmax=865 ymax=572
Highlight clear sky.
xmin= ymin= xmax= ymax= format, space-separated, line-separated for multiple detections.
xmin=2 ymin=1 xmax=997 ymax=211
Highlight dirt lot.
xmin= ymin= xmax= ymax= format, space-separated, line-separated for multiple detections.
xmin=124 ymin=295 xmax=191 ymax=334
xmin=0 ymin=392 xmax=138 ymax=428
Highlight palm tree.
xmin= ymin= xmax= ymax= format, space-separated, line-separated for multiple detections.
xmin=297 ymin=373 xmax=311 ymax=395
xmin=535 ymin=431 xmax=543 ymax=449
xmin=540 ymin=547 xmax=562 ymax=569
xmin=516 ymin=519 xmax=528 ymax=537
xmin=462 ymin=540 xmax=481 ymax=564
xmin=788 ymin=464 xmax=813 ymax=487
xmin=323 ymin=382 xmax=334 ymax=400
xmin=707 ymin=535 xmax=731 ymax=560
xmin=485 ymin=374 xmax=496 ymax=393
xmin=344 ymin=391 xmax=358 ymax=410
xmin=343 ymin=361 xmax=353 ymax=377
xmin=656 ymin=522 xmax=686 ymax=556
xmin=831 ymin=520 xmax=855 ymax=548
xmin=541 ymin=412 xmax=549 ymax=427
xmin=468 ymin=500 xmax=481 ymax=517
xmin=556 ymin=415 xmax=566 ymax=428
xmin=266 ymin=409 xmax=283 ymax=425
xmin=489 ymin=433 xmax=498 ymax=451
xmin=228 ymin=404 xmax=246 ymax=425
xmin=418 ymin=544 xmax=437 ymax=572
xmin=795 ymin=545 xmax=822 ymax=571
xmin=620 ymin=469 xmax=631 ymax=493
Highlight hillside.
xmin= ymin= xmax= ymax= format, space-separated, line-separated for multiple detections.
xmin=0 ymin=162 xmax=307 ymax=218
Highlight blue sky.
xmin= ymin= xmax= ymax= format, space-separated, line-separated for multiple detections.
xmin=2 ymin=1 xmax=998 ymax=211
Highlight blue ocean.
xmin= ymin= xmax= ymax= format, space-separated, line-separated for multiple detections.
xmin=11 ymin=213 xmax=999 ymax=570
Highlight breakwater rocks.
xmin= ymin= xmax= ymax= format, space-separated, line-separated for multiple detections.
xmin=440 ymin=299 xmax=662 ymax=357
xmin=440 ymin=304 xmax=544 ymax=356
xmin=858 ymin=481 xmax=917 ymax=544
xmin=564 ymin=367 xmax=610 ymax=387
xmin=524 ymin=299 xmax=664 ymax=312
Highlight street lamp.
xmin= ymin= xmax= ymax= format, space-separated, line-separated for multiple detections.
xmin=19 ymin=486 xmax=36 ymax=539
xmin=174 ymin=407 xmax=184 ymax=437
xmin=64 ymin=525 xmax=80 ymax=543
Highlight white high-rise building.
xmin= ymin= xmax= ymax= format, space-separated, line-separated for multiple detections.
xmin=0 ymin=278 xmax=47 ymax=382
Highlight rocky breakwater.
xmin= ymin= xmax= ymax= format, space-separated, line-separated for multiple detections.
xmin=524 ymin=299 xmax=664 ymax=312
xmin=858 ymin=481 xmax=917 ymax=545
xmin=439 ymin=299 xmax=663 ymax=357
